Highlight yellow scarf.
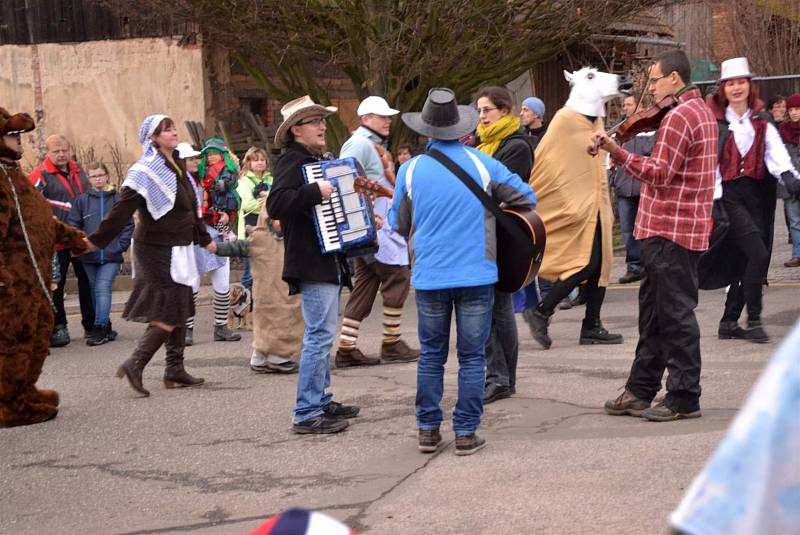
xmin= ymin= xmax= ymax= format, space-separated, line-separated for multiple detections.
xmin=476 ymin=114 xmax=521 ymax=156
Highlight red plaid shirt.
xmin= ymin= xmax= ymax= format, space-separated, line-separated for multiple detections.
xmin=610 ymin=87 xmax=717 ymax=251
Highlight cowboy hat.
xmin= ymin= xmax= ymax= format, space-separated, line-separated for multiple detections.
xmin=274 ymin=96 xmax=337 ymax=148
xmin=401 ymin=88 xmax=478 ymax=141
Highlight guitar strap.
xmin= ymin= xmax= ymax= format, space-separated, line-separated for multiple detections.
xmin=425 ymin=149 xmax=530 ymax=247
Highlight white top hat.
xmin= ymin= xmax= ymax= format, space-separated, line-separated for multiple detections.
xmin=274 ymin=95 xmax=338 ymax=148
xmin=176 ymin=142 xmax=201 ymax=159
xmin=719 ymin=57 xmax=753 ymax=82
xmin=357 ymin=96 xmax=399 ymax=117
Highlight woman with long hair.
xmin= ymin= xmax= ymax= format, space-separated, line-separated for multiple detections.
xmin=86 ymin=116 xmax=215 ymax=396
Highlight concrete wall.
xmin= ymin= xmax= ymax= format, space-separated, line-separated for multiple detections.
xmin=0 ymin=37 xmax=206 ymax=179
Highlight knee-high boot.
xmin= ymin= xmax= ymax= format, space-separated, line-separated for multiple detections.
xmin=115 ymin=325 xmax=171 ymax=397
xmin=163 ymin=325 xmax=205 ymax=388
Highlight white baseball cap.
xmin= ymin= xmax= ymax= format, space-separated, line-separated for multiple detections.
xmin=177 ymin=142 xmax=201 ymax=159
xmin=357 ymin=96 xmax=399 ymax=117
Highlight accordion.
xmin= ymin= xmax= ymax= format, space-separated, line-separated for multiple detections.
xmin=302 ymin=157 xmax=379 ymax=255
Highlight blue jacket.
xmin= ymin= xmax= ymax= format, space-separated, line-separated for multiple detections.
xmin=389 ymin=140 xmax=536 ymax=290
xmin=68 ymin=189 xmax=134 ymax=264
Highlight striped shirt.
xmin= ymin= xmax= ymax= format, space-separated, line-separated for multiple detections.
xmin=610 ymin=87 xmax=717 ymax=251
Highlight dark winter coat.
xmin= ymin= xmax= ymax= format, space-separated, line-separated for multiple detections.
xmin=494 ymin=128 xmax=534 ymax=180
xmin=68 ymin=188 xmax=133 ymax=264
xmin=266 ymin=141 xmax=351 ymax=294
xmin=28 ymin=158 xmax=88 ymax=222
xmin=611 ymin=132 xmax=655 ymax=198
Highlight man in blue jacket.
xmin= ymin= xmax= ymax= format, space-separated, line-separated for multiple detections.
xmin=389 ymin=88 xmax=536 ymax=456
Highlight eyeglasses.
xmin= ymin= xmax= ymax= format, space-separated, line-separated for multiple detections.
xmin=297 ymin=117 xmax=326 ymax=127
xmin=477 ymin=107 xmax=498 ymax=115
xmin=647 ymin=74 xmax=669 ymax=87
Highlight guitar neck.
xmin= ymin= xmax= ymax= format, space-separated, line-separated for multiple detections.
xmin=354 ymin=176 xmax=393 ymax=199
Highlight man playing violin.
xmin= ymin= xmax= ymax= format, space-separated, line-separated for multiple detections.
xmin=590 ymin=49 xmax=718 ymax=422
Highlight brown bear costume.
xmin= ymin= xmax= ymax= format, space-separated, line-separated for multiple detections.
xmin=0 ymin=107 xmax=86 ymax=427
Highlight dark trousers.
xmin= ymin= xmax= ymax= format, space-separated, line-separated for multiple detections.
xmin=626 ymin=237 xmax=702 ymax=413
xmin=53 ymin=249 xmax=95 ymax=331
xmin=537 ymin=220 xmax=606 ymax=327
xmin=484 ymin=290 xmax=518 ymax=388
xmin=720 ymin=226 xmax=769 ymax=325
xmin=342 ymin=257 xmax=411 ymax=321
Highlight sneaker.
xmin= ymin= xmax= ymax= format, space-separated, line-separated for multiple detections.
xmin=107 ymin=322 xmax=118 ymax=341
xmin=334 ymin=347 xmax=380 ymax=368
xmin=604 ymin=389 xmax=650 ymax=416
xmin=784 ymin=257 xmax=800 ymax=268
xmin=579 ymin=323 xmax=623 ymax=345
xmin=250 ymin=350 xmax=298 ymax=374
xmin=718 ymin=320 xmax=746 ymax=340
xmin=184 ymin=327 xmax=194 ymax=346
xmin=323 ymin=401 xmax=360 ymax=419
xmin=86 ymin=325 xmax=110 ymax=346
xmin=50 ymin=325 xmax=70 ymax=348
xmin=292 ymin=415 xmax=349 ymax=434
xmin=618 ymin=271 xmax=643 ymax=284
xmin=483 ymin=383 xmax=512 ymax=404
xmin=522 ymin=308 xmax=552 ymax=349
xmin=380 ymin=339 xmax=419 ymax=363
xmin=641 ymin=401 xmax=701 ymax=422
xmin=418 ymin=428 xmax=442 ymax=453
xmin=454 ymin=434 xmax=486 ymax=456
xmin=214 ymin=325 xmax=241 ymax=342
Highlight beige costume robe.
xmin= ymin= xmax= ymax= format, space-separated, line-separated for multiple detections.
xmin=250 ymin=203 xmax=303 ymax=359
xmin=529 ymin=107 xmax=613 ymax=286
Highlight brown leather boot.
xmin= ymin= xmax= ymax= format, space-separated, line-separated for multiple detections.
xmin=163 ymin=326 xmax=205 ymax=388
xmin=334 ymin=347 xmax=380 ymax=368
xmin=115 ymin=324 xmax=171 ymax=397
xmin=380 ymin=339 xmax=420 ymax=363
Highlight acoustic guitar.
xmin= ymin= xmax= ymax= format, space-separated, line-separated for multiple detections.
xmin=496 ymin=205 xmax=546 ymax=293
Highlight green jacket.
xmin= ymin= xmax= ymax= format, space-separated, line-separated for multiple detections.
xmin=236 ymin=170 xmax=273 ymax=239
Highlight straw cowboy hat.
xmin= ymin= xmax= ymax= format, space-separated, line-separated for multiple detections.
xmin=274 ymin=95 xmax=337 ymax=148
xmin=401 ymin=88 xmax=478 ymax=141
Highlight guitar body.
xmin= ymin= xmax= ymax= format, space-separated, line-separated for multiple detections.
xmin=496 ymin=206 xmax=546 ymax=293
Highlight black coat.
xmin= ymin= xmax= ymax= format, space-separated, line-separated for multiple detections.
xmin=494 ymin=129 xmax=534 ymax=180
xmin=267 ymin=142 xmax=351 ymax=294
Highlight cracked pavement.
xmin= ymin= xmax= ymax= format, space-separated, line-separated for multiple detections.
xmin=2 ymin=246 xmax=798 ymax=534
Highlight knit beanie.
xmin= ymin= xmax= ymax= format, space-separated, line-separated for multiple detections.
xmin=522 ymin=97 xmax=545 ymax=118
xmin=786 ymin=93 xmax=800 ymax=110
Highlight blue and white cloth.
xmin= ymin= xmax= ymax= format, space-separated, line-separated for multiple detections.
xmin=670 ymin=320 xmax=800 ymax=535
xmin=194 ymin=225 xmax=228 ymax=273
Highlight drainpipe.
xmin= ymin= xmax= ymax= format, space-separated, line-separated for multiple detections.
xmin=25 ymin=0 xmax=46 ymax=158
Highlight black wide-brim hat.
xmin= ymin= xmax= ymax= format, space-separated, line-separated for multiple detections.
xmin=401 ymin=88 xmax=479 ymax=141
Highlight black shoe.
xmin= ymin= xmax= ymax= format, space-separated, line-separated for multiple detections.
xmin=579 ymin=323 xmax=623 ymax=345
xmin=323 ymin=401 xmax=360 ymax=419
xmin=743 ymin=321 xmax=769 ymax=344
xmin=483 ymin=383 xmax=512 ymax=404
xmin=522 ymin=308 xmax=552 ymax=349
xmin=50 ymin=325 xmax=70 ymax=348
xmin=292 ymin=415 xmax=349 ymax=434
xmin=214 ymin=325 xmax=241 ymax=342
xmin=107 ymin=322 xmax=118 ymax=341
xmin=86 ymin=325 xmax=110 ymax=346
xmin=618 ymin=271 xmax=643 ymax=284
xmin=718 ymin=320 xmax=746 ymax=340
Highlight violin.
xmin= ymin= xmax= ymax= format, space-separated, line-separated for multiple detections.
xmin=589 ymin=95 xmax=678 ymax=155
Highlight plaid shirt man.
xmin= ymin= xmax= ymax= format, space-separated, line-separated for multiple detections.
xmin=610 ymin=87 xmax=717 ymax=251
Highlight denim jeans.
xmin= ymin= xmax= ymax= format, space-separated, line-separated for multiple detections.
xmin=82 ymin=262 xmax=120 ymax=327
xmin=416 ymin=284 xmax=494 ymax=436
xmin=294 ymin=281 xmax=340 ymax=423
xmin=785 ymin=198 xmax=800 ymax=258
xmin=241 ymin=257 xmax=253 ymax=289
xmin=617 ymin=196 xmax=642 ymax=274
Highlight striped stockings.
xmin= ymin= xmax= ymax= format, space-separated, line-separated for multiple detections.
xmin=185 ymin=290 xmax=231 ymax=328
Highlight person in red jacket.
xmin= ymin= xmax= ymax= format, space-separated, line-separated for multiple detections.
xmin=28 ymin=135 xmax=94 ymax=348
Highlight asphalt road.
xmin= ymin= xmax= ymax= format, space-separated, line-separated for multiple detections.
xmin=2 ymin=241 xmax=799 ymax=534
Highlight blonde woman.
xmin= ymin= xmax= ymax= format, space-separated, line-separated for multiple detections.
xmin=237 ymin=147 xmax=273 ymax=290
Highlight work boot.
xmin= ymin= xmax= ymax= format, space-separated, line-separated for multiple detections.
xmin=522 ymin=308 xmax=552 ymax=349
xmin=618 ymin=271 xmax=643 ymax=284
xmin=213 ymin=324 xmax=241 ymax=342
xmin=86 ymin=325 xmax=111 ymax=346
xmin=641 ymin=401 xmax=701 ymax=422
xmin=116 ymin=325 xmax=171 ymax=397
xmin=718 ymin=320 xmax=746 ymax=340
xmin=418 ymin=428 xmax=443 ymax=453
xmin=50 ymin=325 xmax=70 ymax=348
xmin=380 ymin=339 xmax=419 ymax=363
xmin=335 ymin=347 xmax=380 ymax=368
xmin=454 ymin=434 xmax=486 ymax=456
xmin=579 ymin=321 xmax=623 ymax=345
xmin=184 ymin=327 xmax=194 ymax=346
xmin=743 ymin=320 xmax=769 ymax=344
xmin=604 ymin=389 xmax=650 ymax=417
xmin=163 ymin=326 xmax=205 ymax=388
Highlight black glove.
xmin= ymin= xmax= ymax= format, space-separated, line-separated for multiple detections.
xmin=782 ymin=171 xmax=800 ymax=196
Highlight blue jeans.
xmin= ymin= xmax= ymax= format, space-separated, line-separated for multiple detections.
xmin=241 ymin=257 xmax=253 ymax=289
xmin=294 ymin=282 xmax=340 ymax=423
xmin=617 ymin=196 xmax=642 ymax=274
xmin=785 ymin=198 xmax=800 ymax=258
xmin=416 ymin=284 xmax=494 ymax=436
xmin=82 ymin=262 xmax=120 ymax=327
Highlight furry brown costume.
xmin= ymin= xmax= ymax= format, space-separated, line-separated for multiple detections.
xmin=0 ymin=107 xmax=86 ymax=427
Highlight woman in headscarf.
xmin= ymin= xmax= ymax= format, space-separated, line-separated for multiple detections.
xmin=473 ymin=85 xmax=535 ymax=404
xmin=86 ymin=115 xmax=215 ymax=396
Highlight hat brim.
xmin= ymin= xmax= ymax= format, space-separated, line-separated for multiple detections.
xmin=401 ymin=106 xmax=479 ymax=141
xmin=274 ymin=105 xmax=338 ymax=148
xmin=718 ymin=73 xmax=753 ymax=82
